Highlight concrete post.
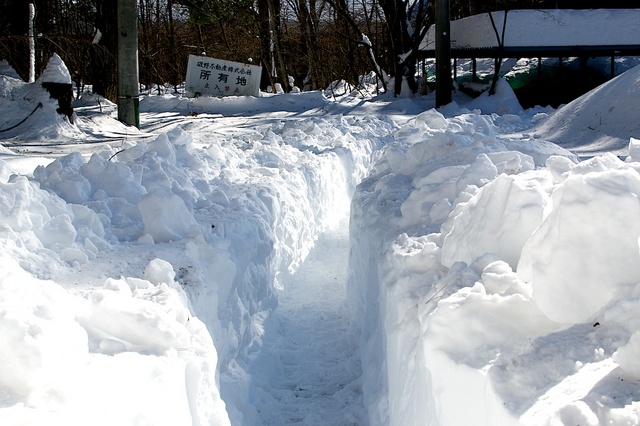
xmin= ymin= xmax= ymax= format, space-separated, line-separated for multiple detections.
xmin=117 ymin=0 xmax=140 ymax=128
xmin=435 ymin=0 xmax=452 ymax=107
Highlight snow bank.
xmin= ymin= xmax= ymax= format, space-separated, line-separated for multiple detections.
xmin=139 ymin=90 xmax=328 ymax=116
xmin=0 ymin=256 xmax=228 ymax=426
xmin=533 ymin=63 xmax=640 ymax=156
xmin=1 ymin=111 xmax=393 ymax=423
xmin=0 ymin=54 xmax=81 ymax=141
xmin=0 ymin=60 xmax=22 ymax=81
xmin=519 ymin=156 xmax=640 ymax=324
xmin=349 ymin=102 xmax=640 ymax=424
xmin=0 ymin=132 xmax=229 ymax=423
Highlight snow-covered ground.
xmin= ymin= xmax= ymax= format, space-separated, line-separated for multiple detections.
xmin=2 ymin=47 xmax=640 ymax=426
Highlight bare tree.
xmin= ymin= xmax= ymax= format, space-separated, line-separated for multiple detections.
xmin=285 ymin=0 xmax=325 ymax=90
xmin=92 ymin=0 xmax=118 ymax=100
xmin=325 ymin=0 xmax=388 ymax=92
xmin=377 ymin=0 xmax=434 ymax=96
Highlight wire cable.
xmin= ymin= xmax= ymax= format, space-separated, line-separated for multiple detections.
xmin=0 ymin=102 xmax=43 ymax=133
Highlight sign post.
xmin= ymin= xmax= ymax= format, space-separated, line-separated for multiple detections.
xmin=185 ymin=55 xmax=262 ymax=98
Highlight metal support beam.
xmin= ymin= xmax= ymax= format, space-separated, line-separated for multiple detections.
xmin=117 ymin=0 xmax=140 ymax=128
xmin=453 ymin=57 xmax=457 ymax=81
xmin=435 ymin=0 xmax=452 ymax=107
xmin=472 ymin=58 xmax=477 ymax=82
xmin=611 ymin=56 xmax=615 ymax=79
xmin=538 ymin=57 xmax=542 ymax=82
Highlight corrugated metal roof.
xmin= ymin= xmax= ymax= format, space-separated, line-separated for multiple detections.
xmin=421 ymin=9 xmax=640 ymax=51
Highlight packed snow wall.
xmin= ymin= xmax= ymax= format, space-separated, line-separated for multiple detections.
xmin=350 ymin=98 xmax=640 ymax=424
xmin=0 ymin=113 xmax=394 ymax=424
xmin=0 ymin=131 xmax=231 ymax=424
xmin=174 ymin=115 xmax=393 ymax=423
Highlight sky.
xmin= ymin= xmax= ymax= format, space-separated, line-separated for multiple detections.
xmin=2 ymin=11 xmax=640 ymax=425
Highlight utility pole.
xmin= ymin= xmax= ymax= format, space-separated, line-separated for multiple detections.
xmin=117 ymin=0 xmax=140 ymax=128
xmin=435 ymin=0 xmax=452 ymax=107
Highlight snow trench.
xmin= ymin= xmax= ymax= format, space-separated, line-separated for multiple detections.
xmin=197 ymin=115 xmax=393 ymax=424
xmin=0 ymin=113 xmax=393 ymax=424
xmin=6 ymin=98 xmax=640 ymax=425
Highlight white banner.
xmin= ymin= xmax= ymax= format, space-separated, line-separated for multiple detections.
xmin=185 ymin=55 xmax=262 ymax=97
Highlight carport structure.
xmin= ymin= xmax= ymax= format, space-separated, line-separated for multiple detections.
xmin=420 ymin=9 xmax=640 ymax=81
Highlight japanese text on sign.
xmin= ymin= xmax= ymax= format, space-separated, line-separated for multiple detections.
xmin=185 ymin=55 xmax=262 ymax=97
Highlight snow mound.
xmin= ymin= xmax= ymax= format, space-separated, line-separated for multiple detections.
xmin=465 ymin=78 xmax=523 ymax=115
xmin=518 ymin=154 xmax=640 ymax=324
xmin=349 ymin=107 xmax=575 ymax=425
xmin=0 ymin=60 xmax=22 ymax=80
xmin=0 ymin=93 xmax=79 ymax=142
xmin=0 ymin=256 xmax=229 ymax=425
xmin=37 ymin=53 xmax=72 ymax=85
xmin=533 ymin=63 xmax=640 ymax=157
xmin=350 ymin=102 xmax=640 ymax=425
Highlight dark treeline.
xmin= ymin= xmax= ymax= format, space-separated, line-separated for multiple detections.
xmin=0 ymin=0 xmax=635 ymax=99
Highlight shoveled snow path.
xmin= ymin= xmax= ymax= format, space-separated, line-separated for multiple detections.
xmin=251 ymin=222 xmax=366 ymax=425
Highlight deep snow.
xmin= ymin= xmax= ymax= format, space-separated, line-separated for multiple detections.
xmin=2 ymin=43 xmax=640 ymax=426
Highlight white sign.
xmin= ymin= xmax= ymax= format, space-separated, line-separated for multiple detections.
xmin=185 ymin=55 xmax=262 ymax=97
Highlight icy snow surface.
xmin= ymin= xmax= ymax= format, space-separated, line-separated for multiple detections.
xmin=2 ymin=52 xmax=640 ymax=426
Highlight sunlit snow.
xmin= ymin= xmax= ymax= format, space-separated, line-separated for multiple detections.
xmin=2 ymin=23 xmax=640 ymax=426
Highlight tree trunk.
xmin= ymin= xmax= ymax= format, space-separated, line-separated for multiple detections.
xmin=378 ymin=0 xmax=413 ymax=96
xmin=378 ymin=0 xmax=433 ymax=96
xmin=257 ymin=0 xmax=276 ymax=90
xmin=92 ymin=0 xmax=118 ymax=101
xmin=166 ymin=0 xmax=180 ymax=90
xmin=326 ymin=0 xmax=387 ymax=92
xmin=267 ymin=0 xmax=290 ymax=92
xmin=297 ymin=0 xmax=320 ymax=90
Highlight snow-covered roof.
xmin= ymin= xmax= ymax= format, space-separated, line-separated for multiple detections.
xmin=421 ymin=9 xmax=640 ymax=51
